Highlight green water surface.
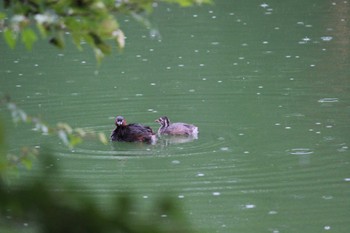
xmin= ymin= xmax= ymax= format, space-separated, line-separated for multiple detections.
xmin=1 ymin=0 xmax=350 ymax=232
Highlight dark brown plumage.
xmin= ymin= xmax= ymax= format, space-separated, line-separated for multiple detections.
xmin=111 ymin=116 xmax=156 ymax=144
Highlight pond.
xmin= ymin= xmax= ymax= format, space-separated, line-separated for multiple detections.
xmin=1 ymin=0 xmax=350 ymax=232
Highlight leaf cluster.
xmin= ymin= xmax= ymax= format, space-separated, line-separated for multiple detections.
xmin=1 ymin=0 xmax=211 ymax=62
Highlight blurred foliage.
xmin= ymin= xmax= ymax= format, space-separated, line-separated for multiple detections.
xmin=0 ymin=141 xmax=196 ymax=233
xmin=0 ymin=96 xmax=108 ymax=175
xmin=0 ymin=0 xmax=211 ymax=62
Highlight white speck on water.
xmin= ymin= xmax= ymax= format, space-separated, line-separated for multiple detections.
xmin=16 ymin=85 xmax=21 ymax=88
xmin=262 ymin=41 xmax=269 ymax=44
xmin=199 ymin=63 xmax=205 ymax=67
xmin=135 ymin=93 xmax=143 ymax=97
xmin=212 ymin=192 xmax=221 ymax=196
xmin=220 ymin=147 xmax=230 ymax=151
xmin=229 ymin=12 xmax=234 ymax=15
xmin=302 ymin=37 xmax=311 ymax=42
xmin=189 ymin=89 xmax=195 ymax=92
xmin=260 ymin=3 xmax=269 ymax=8
xmin=166 ymin=66 xmax=171 ymax=70
xmin=23 ymin=223 xmax=29 ymax=227
xmin=196 ymin=173 xmax=205 ymax=177
xmin=268 ymin=210 xmax=278 ymax=215
xmin=318 ymin=98 xmax=339 ymax=103
xmin=324 ymin=226 xmax=331 ymax=230
xmin=285 ymin=126 xmax=291 ymax=129
xmin=143 ymin=195 xmax=148 ymax=199
xmin=238 ymin=133 xmax=244 ymax=136
xmin=172 ymin=160 xmax=180 ymax=164
xmin=161 ymin=214 xmax=167 ymax=218
xmin=344 ymin=178 xmax=350 ymax=181
xmin=322 ymin=195 xmax=334 ymax=200
xmin=178 ymin=195 xmax=185 ymax=199
xmin=310 ymin=64 xmax=316 ymax=67
xmin=150 ymin=83 xmax=156 ymax=86
xmin=212 ymin=16 xmax=217 ymax=19
xmin=338 ymin=145 xmax=348 ymax=152
xmin=211 ymin=41 xmax=220 ymax=45
xmin=178 ymin=64 xmax=185 ymax=67
xmin=218 ymin=80 xmax=223 ymax=83
xmin=275 ymin=123 xmax=281 ymax=126
xmin=81 ymin=61 xmax=86 ymax=64
xmin=245 ymin=204 xmax=256 ymax=209
xmin=244 ymin=151 xmax=250 ymax=154
xmin=193 ymin=14 xmax=198 ymax=17
xmin=258 ymin=85 xmax=263 ymax=89
xmin=289 ymin=148 xmax=314 ymax=155
xmin=321 ymin=36 xmax=333 ymax=41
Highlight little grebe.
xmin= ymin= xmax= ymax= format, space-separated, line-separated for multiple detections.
xmin=111 ymin=116 xmax=156 ymax=144
xmin=155 ymin=116 xmax=198 ymax=136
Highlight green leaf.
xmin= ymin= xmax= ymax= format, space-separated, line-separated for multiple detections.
xmin=98 ymin=133 xmax=108 ymax=145
xmin=4 ymin=28 xmax=17 ymax=49
xmin=36 ymin=23 xmax=48 ymax=38
xmin=21 ymin=157 xmax=33 ymax=170
xmin=0 ymin=12 xmax=6 ymax=20
xmin=68 ymin=134 xmax=82 ymax=147
xmin=94 ymin=48 xmax=105 ymax=64
xmin=21 ymin=28 xmax=38 ymax=50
